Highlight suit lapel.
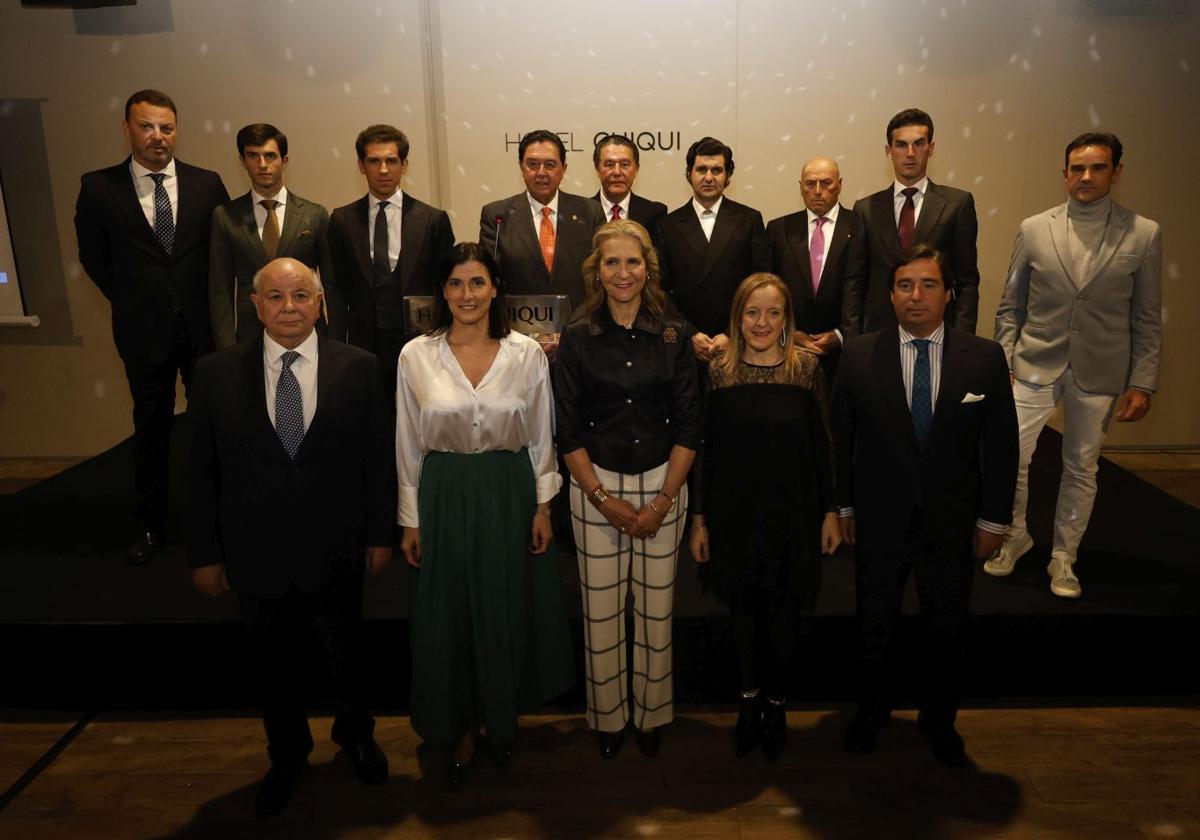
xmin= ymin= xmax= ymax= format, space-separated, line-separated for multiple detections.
xmin=820 ymin=207 xmax=853 ymax=300
xmin=872 ymin=327 xmax=921 ymax=463
xmin=871 ymin=189 xmax=900 ymax=259
xmin=398 ymin=193 xmax=428 ymax=291
xmin=111 ymin=160 xmax=162 ymax=254
xmin=239 ymin=337 xmax=289 ymax=461
xmin=786 ymin=211 xmax=814 ymax=298
xmin=348 ymin=196 xmax=374 ymax=282
xmin=552 ymin=197 xmax=586 ymax=278
xmin=913 ymin=182 xmax=945 ymax=246
xmin=233 ymin=193 xmax=268 ymax=264
xmin=510 ymin=196 xmax=548 ymax=282
xmin=1081 ymin=204 xmax=1129 ymax=288
xmin=1047 ymin=205 xmax=1077 ymax=287
xmin=699 ymin=202 xmax=737 ymax=281
xmin=296 ymin=337 xmax=338 ymax=460
xmin=930 ymin=329 xmax=967 ymax=438
xmin=276 ymin=192 xmax=304 ymax=256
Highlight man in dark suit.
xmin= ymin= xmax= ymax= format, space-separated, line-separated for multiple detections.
xmin=841 ymin=108 xmax=980 ymax=339
xmin=657 ymin=136 xmax=772 ymax=361
xmin=834 ymin=244 xmax=1017 ymax=766
xmin=767 ymin=156 xmax=860 ymax=381
xmin=74 ymin=89 xmax=229 ymax=564
xmin=590 ymin=133 xmax=667 ymax=236
xmin=210 ymin=123 xmax=338 ymax=348
xmin=479 ymin=128 xmax=606 ymax=353
xmin=189 ymin=258 xmax=394 ymax=818
xmin=327 ymin=124 xmax=455 ymax=395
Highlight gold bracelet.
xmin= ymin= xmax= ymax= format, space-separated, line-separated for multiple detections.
xmin=588 ymin=484 xmax=610 ymax=508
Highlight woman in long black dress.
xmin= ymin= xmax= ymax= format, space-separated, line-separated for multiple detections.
xmin=689 ymin=272 xmax=841 ymax=761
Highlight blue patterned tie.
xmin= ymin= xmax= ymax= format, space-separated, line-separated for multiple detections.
xmin=275 ymin=351 xmax=305 ymax=459
xmin=911 ymin=338 xmax=932 ymax=448
xmin=148 ymin=173 xmax=174 ymax=255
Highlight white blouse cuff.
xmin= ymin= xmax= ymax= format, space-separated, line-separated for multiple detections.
xmin=398 ymin=485 xmax=420 ymax=528
xmin=535 ymin=472 xmax=564 ymax=505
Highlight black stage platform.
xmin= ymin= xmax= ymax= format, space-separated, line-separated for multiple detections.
xmin=2 ymin=417 xmax=1198 ymax=708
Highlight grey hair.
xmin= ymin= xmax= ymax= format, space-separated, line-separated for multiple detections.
xmin=251 ymin=258 xmax=324 ymax=294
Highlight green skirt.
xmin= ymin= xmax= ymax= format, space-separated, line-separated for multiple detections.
xmin=409 ymin=449 xmax=575 ymax=746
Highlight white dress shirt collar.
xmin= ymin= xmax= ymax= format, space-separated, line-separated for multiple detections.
xmin=599 ymin=192 xmax=631 ymax=220
xmin=898 ymin=321 xmax=945 ymax=347
xmin=264 ymin=328 xmax=319 ymax=366
xmin=373 ymin=187 xmax=405 ymax=212
xmin=251 ymin=185 xmax=288 ymax=207
xmin=692 ymin=195 xmax=723 ymax=220
xmin=893 ymin=176 xmax=929 ymax=200
xmin=810 ymin=202 xmax=840 ymax=226
xmin=528 ymin=191 xmax=560 ymax=217
xmin=130 ymin=157 xmax=176 ymax=180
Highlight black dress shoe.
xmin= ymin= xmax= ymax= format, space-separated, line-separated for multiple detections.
xmin=255 ymin=759 xmax=305 ymax=818
xmin=843 ymin=708 xmax=889 ymax=754
xmin=734 ymin=694 xmax=762 ymax=757
xmin=597 ymin=729 xmax=624 ymax=759
xmin=633 ymin=727 xmax=660 ymax=757
xmin=919 ymin=717 xmax=966 ymax=767
xmin=341 ymin=737 xmax=389 ymax=784
xmin=445 ymin=754 xmax=474 ymax=791
xmin=761 ymin=697 xmax=788 ymax=762
xmin=488 ymin=740 xmax=516 ymax=768
xmin=127 ymin=529 xmax=164 ymax=566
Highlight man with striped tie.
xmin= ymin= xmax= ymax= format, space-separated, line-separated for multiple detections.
xmin=833 ymin=244 xmax=1017 ymax=767
xmin=75 ymin=89 xmax=229 ymax=564
xmin=188 ymin=258 xmax=395 ymax=817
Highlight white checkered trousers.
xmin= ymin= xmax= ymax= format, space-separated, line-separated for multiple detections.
xmin=570 ymin=461 xmax=687 ymax=734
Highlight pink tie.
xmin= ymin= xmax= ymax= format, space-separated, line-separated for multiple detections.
xmin=611 ymin=205 xmax=622 ymax=222
xmin=810 ymin=216 xmax=827 ymax=295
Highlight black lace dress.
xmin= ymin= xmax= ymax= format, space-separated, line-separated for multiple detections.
xmin=693 ymin=352 xmax=835 ymax=603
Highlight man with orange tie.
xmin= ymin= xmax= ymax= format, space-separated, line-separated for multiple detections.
xmin=479 ymin=129 xmax=606 ymax=344
xmin=209 ymin=123 xmax=338 ymax=348
xmin=841 ymin=108 xmax=979 ymax=339
xmin=590 ymin=133 xmax=667 ymax=240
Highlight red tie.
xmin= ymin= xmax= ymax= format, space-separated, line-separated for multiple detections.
xmin=611 ymin=205 xmax=622 ymax=222
xmin=898 ymin=187 xmax=918 ymax=251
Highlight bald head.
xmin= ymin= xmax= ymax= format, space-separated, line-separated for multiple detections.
xmin=800 ymin=156 xmax=843 ymax=217
xmin=251 ymin=258 xmax=325 ymax=349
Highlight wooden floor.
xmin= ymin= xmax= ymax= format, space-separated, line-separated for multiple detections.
xmin=1 ymin=707 xmax=1198 ymax=839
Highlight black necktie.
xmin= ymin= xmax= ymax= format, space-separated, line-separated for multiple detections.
xmin=373 ymin=202 xmax=391 ymax=277
xmin=911 ymin=339 xmax=932 ymax=448
xmin=149 ymin=173 xmax=174 ymax=255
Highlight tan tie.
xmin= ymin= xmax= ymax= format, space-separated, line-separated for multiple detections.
xmin=539 ymin=206 xmax=556 ymax=274
xmin=261 ymin=199 xmax=281 ymax=258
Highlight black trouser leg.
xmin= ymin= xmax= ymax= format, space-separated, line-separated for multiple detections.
xmin=913 ymin=547 xmax=975 ymax=726
xmin=854 ymin=541 xmax=915 ymax=716
xmin=313 ymin=561 xmax=374 ymax=746
xmin=238 ymin=588 xmax=314 ymax=765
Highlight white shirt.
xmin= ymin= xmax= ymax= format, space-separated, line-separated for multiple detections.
xmin=395 ymin=331 xmax=562 ymax=527
xmin=263 ymin=329 xmax=319 ymax=433
xmin=130 ymin=157 xmax=178 ymax=229
xmin=892 ymin=177 xmax=929 ymax=227
xmin=692 ymin=195 xmax=722 ymax=241
xmin=598 ymin=192 xmax=631 ymax=223
xmin=368 ymin=188 xmax=404 ymax=272
xmin=807 ymin=203 xmax=840 ymax=280
xmin=251 ymin=185 xmax=288 ymax=241
xmin=528 ymin=190 xmax=560 ymax=237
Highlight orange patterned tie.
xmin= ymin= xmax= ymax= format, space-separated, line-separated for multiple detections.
xmin=539 ymin=206 xmax=556 ymax=274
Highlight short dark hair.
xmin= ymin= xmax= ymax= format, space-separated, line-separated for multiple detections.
xmin=889 ymin=243 xmax=948 ymax=289
xmin=685 ymin=136 xmax=734 ymax=177
xmin=430 ymin=242 xmax=510 ymax=340
xmin=124 ymin=89 xmax=177 ymax=121
xmin=236 ymin=123 xmax=288 ymax=158
xmin=518 ymin=130 xmax=566 ymax=165
xmin=886 ymin=108 xmax=934 ymax=144
xmin=355 ymin=125 xmax=409 ymax=162
xmin=593 ymin=133 xmax=639 ymax=168
xmin=1064 ymin=132 xmax=1123 ymax=168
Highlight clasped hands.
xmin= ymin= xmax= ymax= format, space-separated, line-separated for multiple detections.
xmin=599 ymin=495 xmax=665 ymax=539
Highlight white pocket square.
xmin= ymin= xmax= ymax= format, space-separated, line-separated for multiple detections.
xmin=961 ymin=392 xmax=986 ymax=403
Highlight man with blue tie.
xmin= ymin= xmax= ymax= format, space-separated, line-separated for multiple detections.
xmin=75 ymin=89 xmax=229 ymax=564
xmin=188 ymin=258 xmax=395 ymax=817
xmin=833 ymin=244 xmax=1017 ymax=766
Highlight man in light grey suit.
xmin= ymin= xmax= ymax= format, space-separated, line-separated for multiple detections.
xmin=209 ymin=124 xmax=337 ymax=348
xmin=989 ymin=132 xmax=1161 ymax=598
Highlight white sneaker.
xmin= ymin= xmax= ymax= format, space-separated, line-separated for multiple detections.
xmin=983 ymin=531 xmax=1033 ymax=577
xmin=1048 ymin=555 xmax=1082 ymax=599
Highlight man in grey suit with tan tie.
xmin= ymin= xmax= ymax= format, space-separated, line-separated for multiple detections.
xmin=209 ymin=123 xmax=337 ymax=347
xmin=988 ymin=132 xmax=1162 ymax=599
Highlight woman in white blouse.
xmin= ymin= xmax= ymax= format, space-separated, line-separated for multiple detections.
xmin=396 ymin=243 xmax=574 ymax=790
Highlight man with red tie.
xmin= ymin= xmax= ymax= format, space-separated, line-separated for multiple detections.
xmin=590 ymin=133 xmax=667 ymax=240
xmin=841 ymin=108 xmax=980 ymax=339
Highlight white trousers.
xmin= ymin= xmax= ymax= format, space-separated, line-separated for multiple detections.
xmin=1010 ymin=368 xmax=1116 ymax=561
xmin=570 ymin=461 xmax=686 ymax=733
